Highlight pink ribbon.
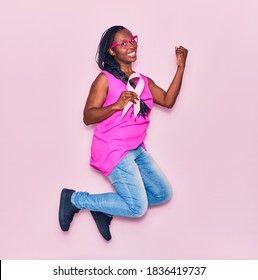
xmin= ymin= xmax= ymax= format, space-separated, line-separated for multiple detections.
xmin=121 ymin=73 xmax=145 ymax=119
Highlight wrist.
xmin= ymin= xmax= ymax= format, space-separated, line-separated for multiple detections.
xmin=111 ymin=103 xmax=121 ymax=112
xmin=177 ymin=65 xmax=185 ymax=73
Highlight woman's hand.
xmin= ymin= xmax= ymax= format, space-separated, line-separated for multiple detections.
xmin=113 ymin=91 xmax=139 ymax=110
xmin=175 ymin=46 xmax=188 ymax=68
xmin=148 ymin=45 xmax=188 ymax=109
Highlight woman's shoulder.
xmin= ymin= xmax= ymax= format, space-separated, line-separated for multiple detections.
xmin=92 ymin=71 xmax=122 ymax=90
xmin=91 ymin=72 xmax=108 ymax=89
xmin=98 ymin=70 xmax=118 ymax=83
xmin=100 ymin=70 xmax=114 ymax=79
xmin=139 ymin=73 xmax=155 ymax=86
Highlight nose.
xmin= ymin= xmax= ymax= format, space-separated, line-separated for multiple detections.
xmin=128 ymin=43 xmax=137 ymax=50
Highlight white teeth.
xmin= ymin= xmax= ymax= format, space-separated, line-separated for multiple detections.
xmin=127 ymin=52 xmax=136 ymax=57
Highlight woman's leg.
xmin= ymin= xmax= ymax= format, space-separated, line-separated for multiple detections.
xmin=135 ymin=147 xmax=173 ymax=206
xmin=71 ymin=148 xmax=148 ymax=218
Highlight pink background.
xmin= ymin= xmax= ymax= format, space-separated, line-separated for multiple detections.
xmin=1 ymin=0 xmax=258 ymax=259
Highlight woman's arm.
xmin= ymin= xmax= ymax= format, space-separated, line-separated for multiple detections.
xmin=83 ymin=73 xmax=138 ymax=125
xmin=148 ymin=46 xmax=188 ymax=109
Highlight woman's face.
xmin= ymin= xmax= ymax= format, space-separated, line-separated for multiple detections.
xmin=109 ymin=29 xmax=138 ymax=65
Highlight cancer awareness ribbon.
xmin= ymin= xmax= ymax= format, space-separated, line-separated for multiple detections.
xmin=121 ymin=72 xmax=145 ymax=119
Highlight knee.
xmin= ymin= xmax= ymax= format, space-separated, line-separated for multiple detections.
xmin=154 ymin=184 xmax=173 ymax=205
xmin=164 ymin=185 xmax=173 ymax=203
xmin=128 ymin=199 xmax=148 ymax=218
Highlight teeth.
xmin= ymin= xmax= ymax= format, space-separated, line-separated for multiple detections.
xmin=127 ymin=52 xmax=136 ymax=57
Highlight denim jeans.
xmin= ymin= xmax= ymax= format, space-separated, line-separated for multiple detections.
xmin=71 ymin=146 xmax=172 ymax=218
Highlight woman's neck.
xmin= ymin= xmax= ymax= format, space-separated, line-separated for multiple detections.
xmin=120 ymin=63 xmax=134 ymax=77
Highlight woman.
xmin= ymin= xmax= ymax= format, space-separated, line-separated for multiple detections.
xmin=59 ymin=25 xmax=188 ymax=241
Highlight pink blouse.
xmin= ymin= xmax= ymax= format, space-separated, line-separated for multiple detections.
xmin=90 ymin=71 xmax=153 ymax=176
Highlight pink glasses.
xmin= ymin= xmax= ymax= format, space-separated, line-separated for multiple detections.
xmin=110 ymin=35 xmax=138 ymax=49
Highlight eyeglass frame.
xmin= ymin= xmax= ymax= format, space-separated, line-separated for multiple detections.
xmin=110 ymin=35 xmax=138 ymax=49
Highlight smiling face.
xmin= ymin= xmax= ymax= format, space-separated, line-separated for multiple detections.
xmin=108 ymin=29 xmax=138 ymax=65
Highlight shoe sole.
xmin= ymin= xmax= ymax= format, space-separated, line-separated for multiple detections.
xmin=90 ymin=211 xmax=112 ymax=241
xmin=59 ymin=188 xmax=69 ymax=231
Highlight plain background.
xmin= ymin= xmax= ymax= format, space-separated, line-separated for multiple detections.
xmin=1 ymin=0 xmax=257 ymax=259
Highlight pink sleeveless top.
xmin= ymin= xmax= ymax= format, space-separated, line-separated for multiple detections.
xmin=90 ymin=71 xmax=153 ymax=176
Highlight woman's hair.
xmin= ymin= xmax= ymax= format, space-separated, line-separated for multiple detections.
xmin=96 ymin=25 xmax=150 ymax=118
xmin=96 ymin=25 xmax=129 ymax=84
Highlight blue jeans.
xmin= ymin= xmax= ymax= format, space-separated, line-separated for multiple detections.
xmin=72 ymin=146 xmax=172 ymax=217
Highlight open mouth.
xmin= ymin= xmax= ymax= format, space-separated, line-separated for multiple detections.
xmin=127 ymin=51 xmax=136 ymax=57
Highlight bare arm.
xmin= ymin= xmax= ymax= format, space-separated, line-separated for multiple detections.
xmin=83 ymin=73 xmax=139 ymax=125
xmin=148 ymin=46 xmax=188 ymax=109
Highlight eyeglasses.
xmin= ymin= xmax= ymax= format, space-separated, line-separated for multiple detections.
xmin=110 ymin=35 xmax=138 ymax=49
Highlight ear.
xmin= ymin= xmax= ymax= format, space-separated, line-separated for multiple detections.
xmin=108 ymin=48 xmax=116 ymax=56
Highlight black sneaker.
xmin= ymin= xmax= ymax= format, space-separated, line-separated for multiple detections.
xmin=90 ymin=211 xmax=113 ymax=241
xmin=59 ymin=188 xmax=80 ymax=231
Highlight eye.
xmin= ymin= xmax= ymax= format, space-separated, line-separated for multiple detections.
xmin=120 ymin=41 xmax=127 ymax=47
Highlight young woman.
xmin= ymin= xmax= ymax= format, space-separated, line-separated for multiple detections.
xmin=59 ymin=25 xmax=188 ymax=241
